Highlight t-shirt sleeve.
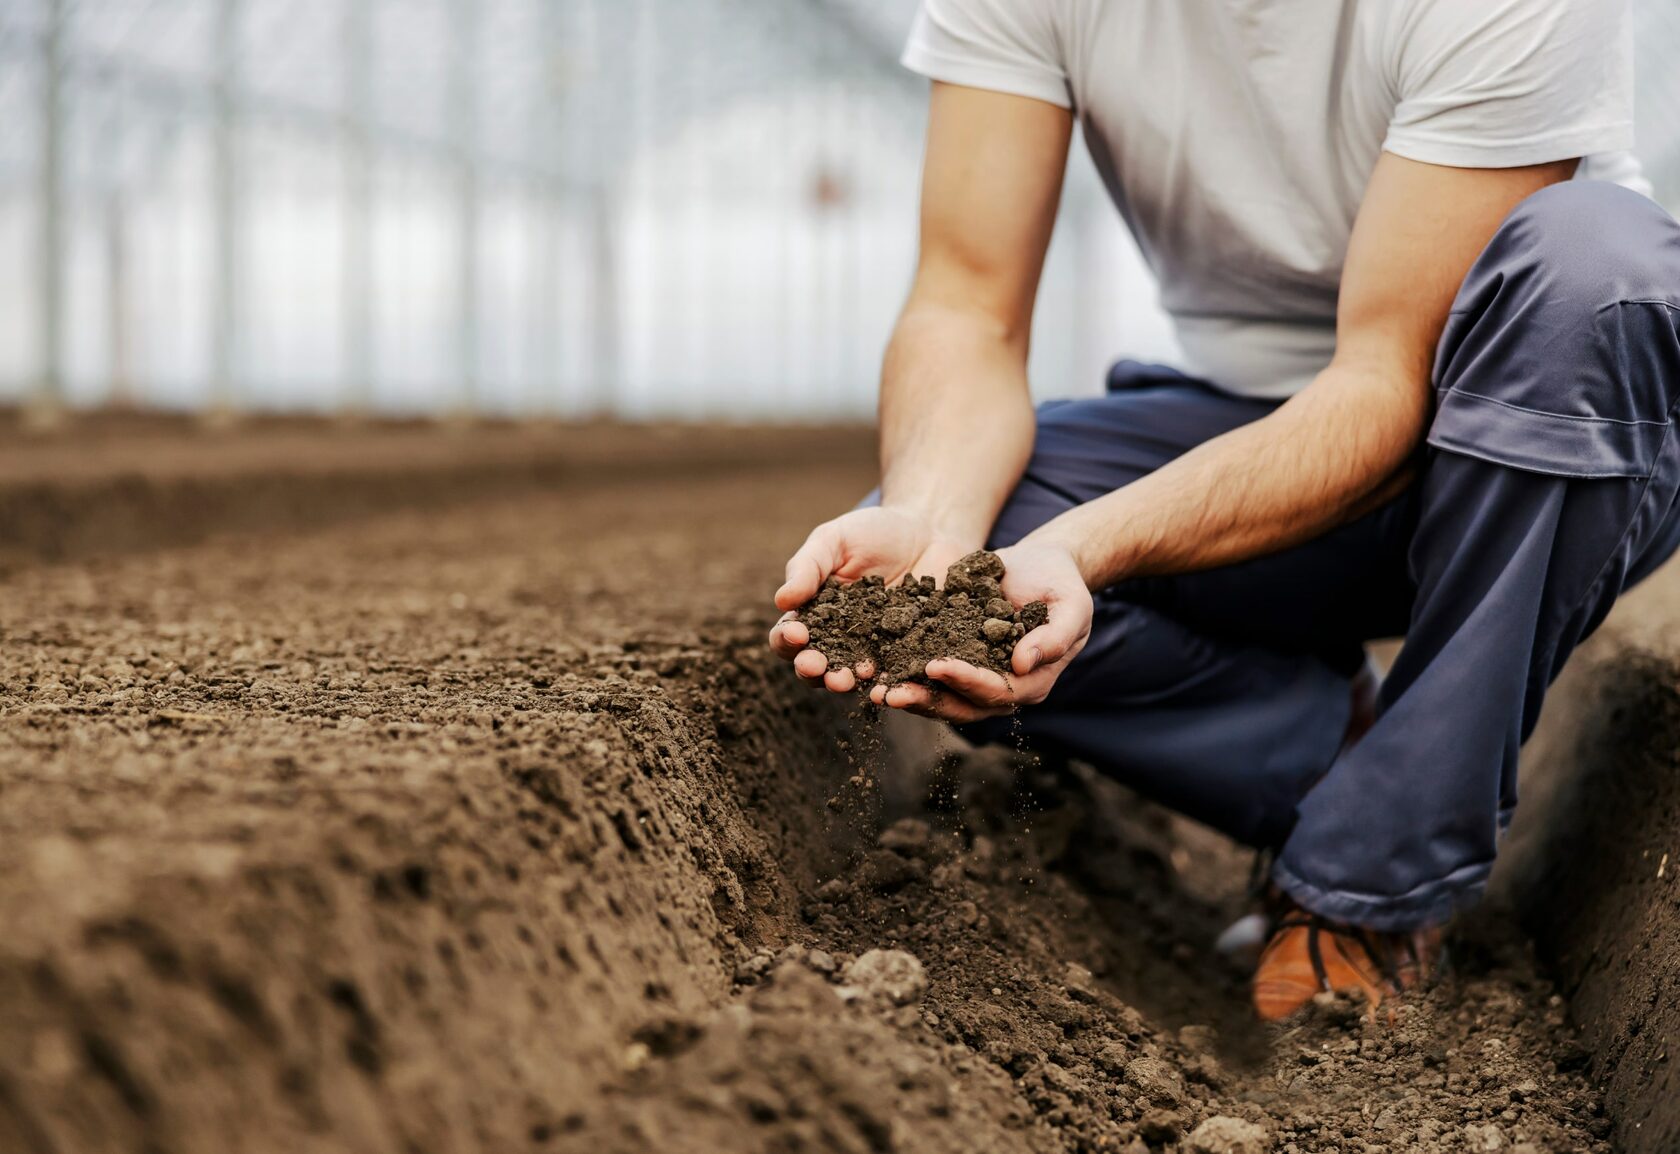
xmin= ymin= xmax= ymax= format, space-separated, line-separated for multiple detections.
xmin=901 ymin=0 xmax=1072 ymax=109
xmin=1382 ymin=0 xmax=1634 ymax=169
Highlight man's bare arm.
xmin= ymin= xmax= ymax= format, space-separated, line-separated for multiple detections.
xmin=769 ymin=82 xmax=1071 ymax=690
xmin=876 ymin=82 xmax=1071 ymax=545
xmin=883 ymin=153 xmax=1577 ymax=720
xmin=1029 ymin=153 xmax=1577 ymax=587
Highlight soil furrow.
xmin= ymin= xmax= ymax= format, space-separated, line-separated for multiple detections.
xmin=0 ymin=447 xmax=1623 ymax=1153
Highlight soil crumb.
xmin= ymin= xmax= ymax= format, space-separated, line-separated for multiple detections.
xmin=798 ymin=550 xmax=1049 ymax=685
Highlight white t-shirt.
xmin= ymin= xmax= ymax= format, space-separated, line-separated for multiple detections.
xmin=903 ymin=0 xmax=1645 ymax=398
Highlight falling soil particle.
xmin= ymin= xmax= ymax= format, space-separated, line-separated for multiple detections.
xmin=797 ymin=550 xmax=1048 ymax=685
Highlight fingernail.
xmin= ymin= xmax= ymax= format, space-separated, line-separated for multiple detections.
xmin=1027 ymin=647 xmax=1042 ymax=671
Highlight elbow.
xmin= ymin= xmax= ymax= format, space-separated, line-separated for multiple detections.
xmin=1284 ymin=358 xmax=1432 ymax=515
xmin=1342 ymin=368 xmax=1433 ymax=510
xmin=1324 ymin=354 xmax=1434 ymax=459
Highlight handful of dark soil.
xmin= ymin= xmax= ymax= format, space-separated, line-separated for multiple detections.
xmin=798 ymin=550 xmax=1048 ymax=686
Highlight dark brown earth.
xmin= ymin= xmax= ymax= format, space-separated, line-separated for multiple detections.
xmin=0 ymin=421 xmax=1638 ymax=1153
xmin=798 ymin=550 xmax=1049 ymax=685
xmin=1496 ymin=595 xmax=1680 ymax=1154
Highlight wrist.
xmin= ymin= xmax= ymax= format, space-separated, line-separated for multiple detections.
xmin=880 ymin=497 xmax=990 ymax=552
xmin=1023 ymin=518 xmax=1122 ymax=591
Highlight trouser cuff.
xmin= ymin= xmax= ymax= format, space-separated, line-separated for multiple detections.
xmin=1270 ymin=857 xmax=1491 ymax=933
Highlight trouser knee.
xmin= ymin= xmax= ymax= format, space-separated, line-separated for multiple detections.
xmin=1431 ymin=182 xmax=1680 ymax=480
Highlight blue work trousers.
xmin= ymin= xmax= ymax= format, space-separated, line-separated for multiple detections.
xmin=963 ymin=181 xmax=1680 ymax=931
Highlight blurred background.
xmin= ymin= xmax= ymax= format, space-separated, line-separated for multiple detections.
xmin=2 ymin=0 xmax=1680 ymax=423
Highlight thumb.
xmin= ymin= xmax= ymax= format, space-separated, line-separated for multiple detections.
xmin=775 ymin=525 xmax=843 ymax=610
xmin=1013 ymin=598 xmax=1086 ymax=676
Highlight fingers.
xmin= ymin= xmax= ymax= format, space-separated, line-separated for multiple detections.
xmin=775 ymin=524 xmax=843 ymax=611
xmin=923 ymin=659 xmax=1016 ymax=709
xmin=866 ymin=658 xmax=1059 ymax=718
xmin=768 ymin=614 xmax=809 ymax=660
xmin=869 ymin=676 xmax=1010 ymax=723
xmin=923 ymin=658 xmax=1060 ymax=709
xmin=771 ymin=614 xmax=874 ymax=693
xmin=1013 ymin=603 xmax=1087 ymax=676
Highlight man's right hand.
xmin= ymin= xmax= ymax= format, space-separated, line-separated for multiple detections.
xmin=767 ymin=506 xmax=974 ymax=694
xmin=769 ymin=83 xmax=1071 ymax=697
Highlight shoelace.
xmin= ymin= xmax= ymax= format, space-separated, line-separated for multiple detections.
xmin=1268 ymin=910 xmax=1423 ymax=994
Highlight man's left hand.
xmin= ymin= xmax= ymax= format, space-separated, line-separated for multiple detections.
xmin=869 ymin=539 xmax=1093 ymax=723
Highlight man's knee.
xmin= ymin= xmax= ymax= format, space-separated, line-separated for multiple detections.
xmin=1489 ymin=181 xmax=1680 ymax=311
xmin=1431 ymin=182 xmax=1680 ymax=478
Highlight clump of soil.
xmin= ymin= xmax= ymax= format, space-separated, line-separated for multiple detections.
xmin=798 ymin=550 xmax=1049 ymax=685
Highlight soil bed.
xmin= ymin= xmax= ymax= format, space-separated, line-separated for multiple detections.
xmin=0 ymin=430 xmax=1625 ymax=1153
xmin=1497 ymin=632 xmax=1680 ymax=1154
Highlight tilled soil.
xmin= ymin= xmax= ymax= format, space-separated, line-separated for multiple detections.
xmin=1499 ymin=636 xmax=1680 ymax=1154
xmin=0 ymin=413 xmax=867 ymax=568
xmin=0 ymin=442 xmax=1618 ymax=1153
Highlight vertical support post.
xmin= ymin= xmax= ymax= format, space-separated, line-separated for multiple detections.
xmin=105 ymin=72 xmax=132 ymax=408
xmin=838 ymin=73 xmax=861 ymax=414
xmin=342 ymin=0 xmax=374 ymax=415
xmin=530 ymin=0 xmax=561 ymax=417
xmin=106 ymin=195 xmax=132 ymax=407
xmin=813 ymin=73 xmax=836 ymax=411
xmin=583 ymin=0 xmax=630 ymax=419
xmin=452 ymin=0 xmax=479 ymax=417
xmin=587 ymin=183 xmax=618 ymax=419
xmin=527 ymin=183 xmax=558 ymax=417
xmin=774 ymin=57 xmax=794 ymax=413
xmin=208 ymin=0 xmax=241 ymax=418
xmin=32 ymin=0 xmax=66 ymax=424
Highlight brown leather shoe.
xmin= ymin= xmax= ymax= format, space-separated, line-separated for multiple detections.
xmin=1252 ymin=904 xmax=1442 ymax=1022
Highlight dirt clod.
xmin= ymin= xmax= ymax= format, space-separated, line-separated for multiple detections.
xmin=1126 ymin=1056 xmax=1187 ymax=1106
xmin=1464 ymin=1121 xmax=1510 ymax=1151
xmin=1187 ymin=1115 xmax=1271 ymax=1154
xmin=843 ymin=949 xmax=929 ymax=1006
xmin=1139 ymin=1108 xmax=1187 ymax=1143
xmin=797 ymin=550 xmax=1047 ymax=684
xmin=877 ymin=816 xmax=932 ymax=855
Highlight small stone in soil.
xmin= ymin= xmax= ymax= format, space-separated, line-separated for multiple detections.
xmin=843 ymin=949 xmax=928 ymax=1006
xmin=1185 ymin=1115 xmax=1271 ymax=1154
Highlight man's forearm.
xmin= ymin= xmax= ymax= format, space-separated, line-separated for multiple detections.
xmin=1028 ymin=362 xmax=1431 ymax=590
xmin=1025 ymin=154 xmax=1575 ymax=595
xmin=878 ymin=302 xmax=1037 ymax=548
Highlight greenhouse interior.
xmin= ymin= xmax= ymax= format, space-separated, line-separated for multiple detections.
xmin=3 ymin=0 xmax=1673 ymax=424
